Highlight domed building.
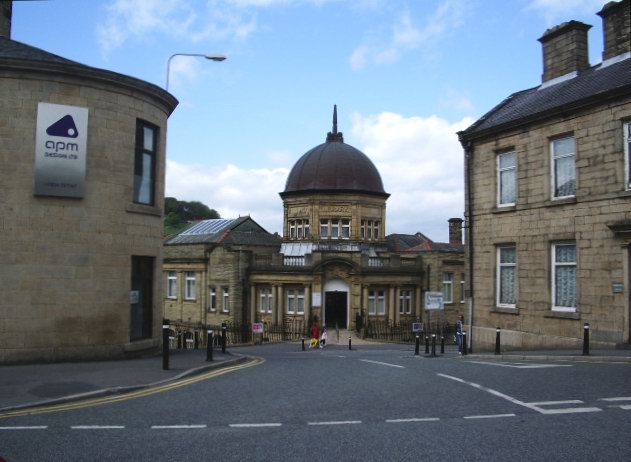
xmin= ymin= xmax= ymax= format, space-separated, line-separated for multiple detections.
xmin=164 ymin=107 xmax=465 ymax=340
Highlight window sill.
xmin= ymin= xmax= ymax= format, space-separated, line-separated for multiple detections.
xmin=544 ymin=197 xmax=576 ymax=207
xmin=620 ymin=189 xmax=631 ymax=197
xmin=492 ymin=205 xmax=516 ymax=214
xmin=127 ymin=203 xmax=162 ymax=217
xmin=545 ymin=310 xmax=580 ymax=320
xmin=491 ymin=306 xmax=519 ymax=315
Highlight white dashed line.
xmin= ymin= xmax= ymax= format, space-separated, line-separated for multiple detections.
xmin=71 ymin=426 xmax=125 ymax=429
xmin=464 ymin=414 xmax=516 ymax=420
xmin=385 ymin=418 xmax=440 ymax=423
xmin=151 ymin=425 xmax=207 ymax=429
xmin=0 ymin=426 xmax=48 ymax=430
xmin=229 ymin=423 xmax=282 ymax=428
xmin=360 ymin=359 xmax=405 ymax=368
xmin=468 ymin=361 xmax=571 ymax=369
xmin=307 ymin=420 xmax=362 ymax=426
xmin=600 ymin=397 xmax=631 ymax=402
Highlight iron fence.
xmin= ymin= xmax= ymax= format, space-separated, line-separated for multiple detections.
xmin=364 ymin=319 xmax=456 ymax=343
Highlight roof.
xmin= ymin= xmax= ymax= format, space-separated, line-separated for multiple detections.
xmin=459 ymin=57 xmax=631 ymax=140
xmin=281 ymin=106 xmax=389 ymax=198
xmin=386 ymin=233 xmax=464 ymax=254
xmin=165 ymin=217 xmax=282 ymax=246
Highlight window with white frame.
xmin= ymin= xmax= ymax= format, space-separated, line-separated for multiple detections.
xmin=552 ymin=243 xmax=577 ymax=311
xmin=368 ymin=289 xmax=386 ymax=315
xmin=259 ymin=287 xmax=273 ymax=313
xmin=399 ymin=289 xmax=412 ymax=315
xmin=442 ymin=273 xmax=453 ymax=303
xmin=551 ymin=136 xmax=576 ymax=198
xmin=286 ymin=288 xmax=305 ymax=314
xmin=185 ymin=272 xmax=196 ymax=300
xmin=460 ymin=273 xmax=465 ymax=304
xmin=361 ymin=220 xmax=380 ymax=240
xmin=222 ymin=287 xmax=230 ymax=312
xmin=625 ymin=122 xmax=631 ymax=190
xmin=209 ymin=287 xmax=216 ymax=311
xmin=497 ymin=150 xmax=516 ymax=206
xmin=497 ymin=246 xmax=517 ymax=308
xmin=289 ymin=219 xmax=310 ymax=240
xmin=320 ymin=218 xmax=350 ymax=239
xmin=167 ymin=271 xmax=177 ymax=299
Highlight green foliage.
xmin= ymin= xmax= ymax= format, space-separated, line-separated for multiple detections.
xmin=164 ymin=197 xmax=220 ymax=236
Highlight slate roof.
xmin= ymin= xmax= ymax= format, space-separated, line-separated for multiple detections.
xmin=386 ymin=233 xmax=464 ymax=254
xmin=165 ymin=217 xmax=282 ymax=246
xmin=0 ymin=36 xmax=80 ymax=64
xmin=460 ymin=57 xmax=631 ymax=140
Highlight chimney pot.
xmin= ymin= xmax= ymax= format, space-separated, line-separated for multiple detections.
xmin=448 ymin=218 xmax=463 ymax=245
xmin=598 ymin=0 xmax=631 ymax=61
xmin=538 ymin=20 xmax=591 ymax=83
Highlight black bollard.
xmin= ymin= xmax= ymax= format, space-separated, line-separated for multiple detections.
xmin=440 ymin=336 xmax=445 ymax=354
xmin=495 ymin=327 xmax=501 ymax=355
xmin=162 ymin=319 xmax=170 ymax=370
xmin=206 ymin=329 xmax=214 ymax=361
xmin=415 ymin=335 xmax=420 ymax=355
xmin=302 ymin=337 xmax=305 ymax=351
xmin=583 ymin=323 xmax=590 ymax=356
xmin=425 ymin=336 xmax=429 ymax=354
xmin=349 ymin=336 xmax=352 ymax=350
xmin=221 ymin=324 xmax=227 ymax=354
xmin=462 ymin=331 xmax=468 ymax=356
xmin=431 ymin=334 xmax=436 ymax=357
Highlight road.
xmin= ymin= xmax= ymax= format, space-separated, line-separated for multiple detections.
xmin=1 ymin=343 xmax=630 ymax=461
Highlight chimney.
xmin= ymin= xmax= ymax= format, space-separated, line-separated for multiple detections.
xmin=538 ymin=20 xmax=591 ymax=83
xmin=448 ymin=218 xmax=463 ymax=245
xmin=0 ymin=0 xmax=11 ymax=39
xmin=597 ymin=0 xmax=631 ymax=61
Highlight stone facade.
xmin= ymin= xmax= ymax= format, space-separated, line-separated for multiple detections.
xmin=459 ymin=0 xmax=631 ymax=351
xmin=0 ymin=38 xmax=177 ymax=362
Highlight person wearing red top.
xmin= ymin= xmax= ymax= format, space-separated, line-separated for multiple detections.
xmin=310 ymin=322 xmax=320 ymax=348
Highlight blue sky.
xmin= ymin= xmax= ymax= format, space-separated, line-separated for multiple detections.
xmin=13 ymin=0 xmax=608 ymax=241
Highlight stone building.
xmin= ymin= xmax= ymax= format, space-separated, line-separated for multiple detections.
xmin=1 ymin=22 xmax=177 ymax=361
xmin=458 ymin=0 xmax=631 ymax=351
xmin=164 ymin=108 xmax=464 ymax=334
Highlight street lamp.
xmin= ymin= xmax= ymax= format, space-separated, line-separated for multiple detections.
xmin=165 ymin=53 xmax=226 ymax=91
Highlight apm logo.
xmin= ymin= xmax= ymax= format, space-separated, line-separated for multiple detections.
xmin=45 ymin=114 xmax=79 ymax=157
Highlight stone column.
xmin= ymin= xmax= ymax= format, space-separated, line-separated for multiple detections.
xmin=388 ymin=286 xmax=396 ymax=323
xmin=250 ymin=284 xmax=257 ymax=323
xmin=415 ymin=286 xmax=422 ymax=321
xmin=304 ymin=284 xmax=311 ymax=323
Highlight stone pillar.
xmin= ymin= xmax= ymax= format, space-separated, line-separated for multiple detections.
xmin=388 ymin=286 xmax=396 ymax=323
xmin=304 ymin=284 xmax=311 ymax=323
xmin=250 ymin=284 xmax=257 ymax=323
xmin=415 ymin=286 xmax=422 ymax=321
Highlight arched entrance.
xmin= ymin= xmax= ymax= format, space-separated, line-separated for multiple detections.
xmin=323 ymin=279 xmax=349 ymax=329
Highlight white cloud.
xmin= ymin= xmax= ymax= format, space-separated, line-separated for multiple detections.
xmin=350 ymin=112 xmax=474 ymax=241
xmin=526 ymin=0 xmax=604 ymax=24
xmin=350 ymin=0 xmax=470 ymax=70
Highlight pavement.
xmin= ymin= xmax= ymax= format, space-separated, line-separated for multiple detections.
xmin=1 ymin=341 xmax=630 ymax=414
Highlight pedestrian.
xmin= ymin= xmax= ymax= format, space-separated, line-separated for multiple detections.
xmin=310 ymin=322 xmax=320 ymax=349
xmin=455 ymin=315 xmax=464 ymax=354
xmin=319 ymin=327 xmax=327 ymax=348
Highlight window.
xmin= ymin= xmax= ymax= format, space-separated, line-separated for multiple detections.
xmin=497 ymin=247 xmax=516 ymax=308
xmin=222 ymin=287 xmax=230 ymax=313
xmin=399 ymin=290 xmax=412 ymax=315
xmin=551 ymin=136 xmax=576 ymax=198
xmin=368 ymin=289 xmax=386 ymax=315
xmin=286 ymin=288 xmax=304 ymax=314
xmin=497 ymin=151 xmax=516 ymax=206
xmin=552 ymin=243 xmax=577 ymax=312
xmin=442 ymin=273 xmax=453 ymax=304
xmin=130 ymin=256 xmax=154 ymax=341
xmin=259 ymin=287 xmax=273 ymax=313
xmin=320 ymin=219 xmax=350 ymax=240
xmin=320 ymin=219 xmax=329 ymax=238
xmin=167 ymin=271 xmax=177 ymax=299
xmin=342 ymin=219 xmax=350 ymax=239
xmin=361 ymin=220 xmax=380 ymax=240
xmin=625 ymin=122 xmax=631 ymax=190
xmin=185 ymin=272 xmax=196 ymax=300
xmin=288 ymin=219 xmax=310 ymax=240
xmin=133 ymin=120 xmax=158 ymax=205
xmin=460 ymin=273 xmax=465 ymax=304
xmin=209 ymin=287 xmax=217 ymax=312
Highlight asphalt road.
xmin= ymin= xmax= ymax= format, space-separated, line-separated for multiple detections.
xmin=1 ymin=343 xmax=630 ymax=461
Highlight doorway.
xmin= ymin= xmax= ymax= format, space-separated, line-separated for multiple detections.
xmin=325 ymin=291 xmax=347 ymax=329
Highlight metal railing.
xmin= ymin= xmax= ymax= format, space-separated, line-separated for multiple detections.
xmin=364 ymin=319 xmax=455 ymax=343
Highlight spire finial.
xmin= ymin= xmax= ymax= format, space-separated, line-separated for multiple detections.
xmin=326 ymin=104 xmax=344 ymax=142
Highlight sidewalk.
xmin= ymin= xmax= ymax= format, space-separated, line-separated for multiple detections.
xmin=466 ymin=348 xmax=631 ymax=363
xmin=0 ymin=348 xmax=241 ymax=413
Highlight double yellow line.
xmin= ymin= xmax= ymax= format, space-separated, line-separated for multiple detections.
xmin=0 ymin=357 xmax=264 ymax=419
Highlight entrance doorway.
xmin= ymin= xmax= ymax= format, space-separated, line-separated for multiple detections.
xmin=325 ymin=291 xmax=347 ymax=329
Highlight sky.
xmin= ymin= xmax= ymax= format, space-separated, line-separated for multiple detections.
xmin=12 ymin=0 xmax=609 ymax=242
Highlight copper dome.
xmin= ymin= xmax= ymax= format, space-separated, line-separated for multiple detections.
xmin=281 ymin=106 xmax=389 ymax=198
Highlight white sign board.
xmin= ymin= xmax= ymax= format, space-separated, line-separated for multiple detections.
xmin=252 ymin=323 xmax=264 ymax=334
xmin=34 ymin=102 xmax=89 ymax=198
xmin=412 ymin=322 xmax=424 ymax=333
xmin=312 ymin=292 xmax=322 ymax=307
xmin=425 ymin=292 xmax=444 ymax=310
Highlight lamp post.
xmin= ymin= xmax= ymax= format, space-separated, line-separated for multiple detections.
xmin=165 ymin=53 xmax=226 ymax=91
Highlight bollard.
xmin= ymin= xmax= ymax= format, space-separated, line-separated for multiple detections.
xmin=162 ymin=319 xmax=170 ymax=370
xmin=583 ymin=323 xmax=590 ymax=356
xmin=221 ymin=324 xmax=227 ymax=354
xmin=349 ymin=336 xmax=352 ymax=350
xmin=431 ymin=334 xmax=436 ymax=357
xmin=462 ymin=331 xmax=468 ymax=356
xmin=495 ymin=327 xmax=501 ymax=355
xmin=440 ymin=336 xmax=445 ymax=354
xmin=415 ymin=335 xmax=420 ymax=355
xmin=302 ymin=337 xmax=305 ymax=351
xmin=206 ymin=330 xmax=214 ymax=362
xmin=425 ymin=336 xmax=429 ymax=354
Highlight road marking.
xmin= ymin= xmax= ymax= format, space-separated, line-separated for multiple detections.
xmin=0 ymin=357 xmax=264 ymax=419
xmin=600 ymin=397 xmax=631 ymax=402
xmin=385 ymin=418 xmax=440 ymax=423
xmin=437 ymin=373 xmax=602 ymax=415
xmin=0 ymin=426 xmax=48 ymax=430
xmin=71 ymin=425 xmax=125 ymax=429
xmin=151 ymin=425 xmax=207 ymax=429
xmin=307 ymin=420 xmax=362 ymax=426
xmin=229 ymin=423 xmax=282 ymax=428
xmin=360 ymin=359 xmax=405 ymax=368
xmin=468 ymin=361 xmax=571 ymax=369
xmin=464 ymin=414 xmax=516 ymax=420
